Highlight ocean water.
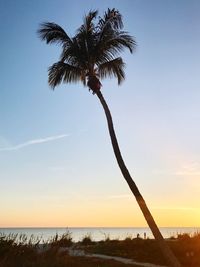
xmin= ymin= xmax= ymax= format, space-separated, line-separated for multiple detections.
xmin=0 ymin=227 xmax=199 ymax=242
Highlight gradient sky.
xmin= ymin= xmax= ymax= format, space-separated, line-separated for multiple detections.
xmin=0 ymin=0 xmax=200 ymax=227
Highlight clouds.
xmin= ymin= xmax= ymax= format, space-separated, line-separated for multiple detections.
xmin=152 ymin=160 xmax=200 ymax=178
xmin=0 ymin=134 xmax=69 ymax=152
xmin=174 ymin=161 xmax=200 ymax=177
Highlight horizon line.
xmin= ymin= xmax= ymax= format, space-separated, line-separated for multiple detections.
xmin=1 ymin=226 xmax=200 ymax=228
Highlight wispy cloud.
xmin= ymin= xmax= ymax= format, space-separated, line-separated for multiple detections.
xmin=0 ymin=134 xmax=69 ymax=151
xmin=174 ymin=161 xmax=200 ymax=177
xmin=152 ymin=161 xmax=200 ymax=177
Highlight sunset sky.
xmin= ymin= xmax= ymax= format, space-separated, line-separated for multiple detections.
xmin=0 ymin=0 xmax=200 ymax=227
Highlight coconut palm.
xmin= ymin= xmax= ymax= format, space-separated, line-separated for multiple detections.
xmin=38 ymin=9 xmax=181 ymax=267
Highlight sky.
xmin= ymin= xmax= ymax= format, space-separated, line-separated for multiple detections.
xmin=0 ymin=0 xmax=200 ymax=227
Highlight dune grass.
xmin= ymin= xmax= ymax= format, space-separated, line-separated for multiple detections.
xmin=0 ymin=231 xmax=200 ymax=267
xmin=82 ymin=232 xmax=200 ymax=267
xmin=0 ymin=232 xmax=141 ymax=267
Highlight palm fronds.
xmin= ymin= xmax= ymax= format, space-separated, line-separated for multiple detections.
xmin=98 ymin=57 xmax=125 ymax=84
xmin=37 ymin=22 xmax=72 ymax=46
xmin=38 ymin=8 xmax=135 ymax=91
xmin=98 ymin=8 xmax=123 ymax=31
xmin=79 ymin=10 xmax=98 ymax=34
xmin=48 ymin=62 xmax=83 ymax=88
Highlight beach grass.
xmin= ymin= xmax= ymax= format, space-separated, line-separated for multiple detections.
xmin=82 ymin=232 xmax=200 ymax=267
xmin=0 ymin=231 xmax=200 ymax=267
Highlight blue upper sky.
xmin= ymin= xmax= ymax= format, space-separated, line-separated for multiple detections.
xmin=0 ymin=0 xmax=200 ymax=227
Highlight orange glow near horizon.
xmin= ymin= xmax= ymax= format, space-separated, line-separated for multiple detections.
xmin=1 ymin=197 xmax=200 ymax=228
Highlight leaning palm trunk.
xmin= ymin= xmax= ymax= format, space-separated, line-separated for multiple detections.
xmin=96 ymin=90 xmax=181 ymax=267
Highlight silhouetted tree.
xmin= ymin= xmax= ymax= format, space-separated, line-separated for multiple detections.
xmin=38 ymin=9 xmax=181 ymax=267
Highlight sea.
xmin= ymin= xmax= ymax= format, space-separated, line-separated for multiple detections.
xmin=0 ymin=227 xmax=199 ymax=242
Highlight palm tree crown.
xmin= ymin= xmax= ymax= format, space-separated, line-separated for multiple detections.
xmin=38 ymin=8 xmax=136 ymax=93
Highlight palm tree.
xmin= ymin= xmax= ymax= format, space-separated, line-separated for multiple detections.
xmin=38 ymin=9 xmax=181 ymax=267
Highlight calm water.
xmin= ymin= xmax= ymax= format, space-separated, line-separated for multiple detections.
xmin=0 ymin=227 xmax=199 ymax=242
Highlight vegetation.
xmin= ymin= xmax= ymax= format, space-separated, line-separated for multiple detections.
xmin=0 ymin=232 xmax=200 ymax=267
xmin=83 ymin=233 xmax=200 ymax=267
xmin=50 ymin=231 xmax=73 ymax=247
xmin=38 ymin=8 xmax=181 ymax=266
xmin=80 ymin=233 xmax=94 ymax=246
xmin=0 ymin=232 xmax=140 ymax=267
